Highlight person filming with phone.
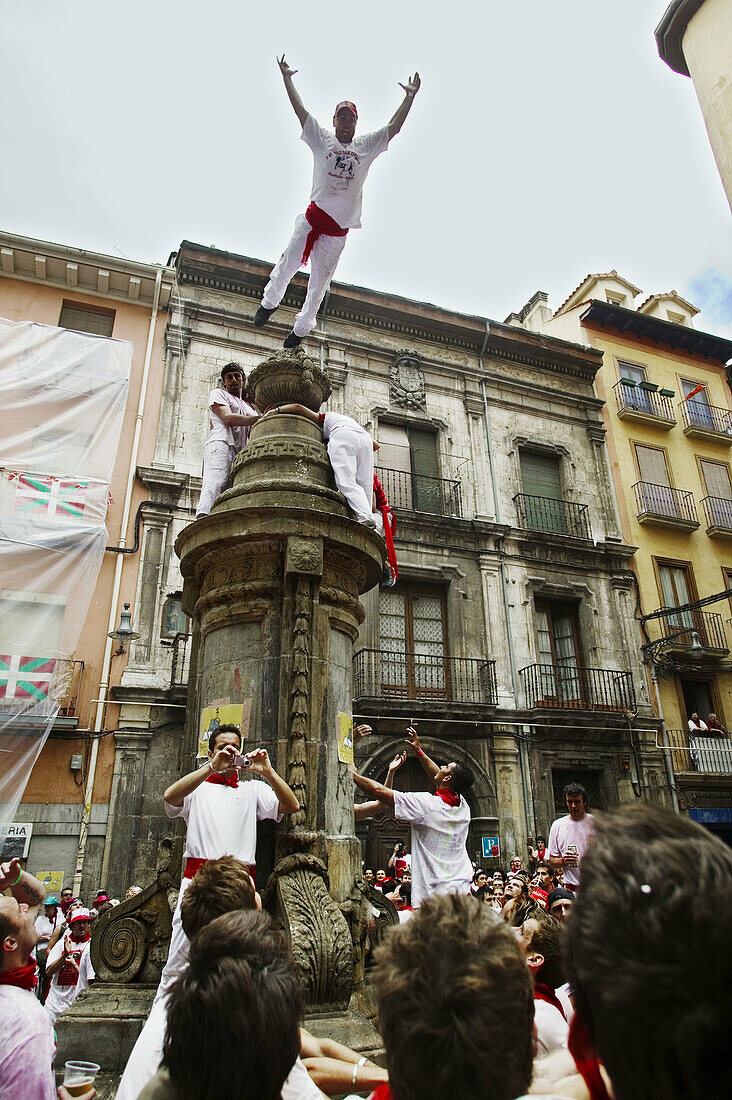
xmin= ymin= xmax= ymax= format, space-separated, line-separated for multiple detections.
xmin=151 ymin=725 xmax=299 ymax=1008
xmin=547 ymin=782 xmax=595 ymax=893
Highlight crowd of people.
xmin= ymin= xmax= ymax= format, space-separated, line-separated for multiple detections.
xmin=2 ymin=719 xmax=730 ymax=1100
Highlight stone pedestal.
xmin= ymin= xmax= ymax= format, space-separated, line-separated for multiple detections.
xmin=175 ymin=350 xmax=384 ymax=1011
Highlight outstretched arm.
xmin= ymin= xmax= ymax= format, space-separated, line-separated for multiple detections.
xmin=263 ymin=402 xmax=323 ymax=426
xmin=388 ymin=72 xmax=421 ymax=140
xmin=404 ymin=726 xmax=440 ymax=785
xmin=350 ymin=764 xmax=395 ymax=808
xmin=278 ymin=55 xmax=309 ymax=127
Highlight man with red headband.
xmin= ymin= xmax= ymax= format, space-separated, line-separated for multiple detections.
xmin=254 ymin=55 xmax=420 ymax=348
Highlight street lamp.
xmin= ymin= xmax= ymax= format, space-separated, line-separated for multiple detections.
xmin=107 ymin=602 xmax=140 ymax=656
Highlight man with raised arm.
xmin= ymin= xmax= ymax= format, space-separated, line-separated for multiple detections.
xmin=152 ymin=725 xmax=299 ymax=1008
xmin=254 ymin=55 xmax=420 ymax=349
xmin=350 ymin=726 xmax=474 ymax=907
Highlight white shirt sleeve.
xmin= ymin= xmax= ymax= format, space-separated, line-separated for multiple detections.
xmin=164 ymin=789 xmax=193 ymax=821
xmin=75 ymin=947 xmax=95 ymax=994
xmin=359 ymin=125 xmax=390 ymax=157
xmin=255 ymin=779 xmax=284 ymax=822
xmin=46 ymin=939 xmax=64 ymax=969
xmin=547 ymin=820 xmax=561 ymax=859
xmin=301 ymin=113 xmax=329 ymax=154
xmin=393 ymin=791 xmax=432 ymax=827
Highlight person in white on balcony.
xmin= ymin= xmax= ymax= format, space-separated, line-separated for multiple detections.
xmin=688 ymin=712 xmax=709 ymax=733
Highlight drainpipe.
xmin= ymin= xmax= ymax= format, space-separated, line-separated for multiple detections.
xmin=73 ymin=266 xmax=164 ymax=893
xmin=478 ymin=323 xmax=535 ymax=837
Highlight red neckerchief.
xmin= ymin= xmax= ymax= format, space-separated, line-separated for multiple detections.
xmin=373 ymin=473 xmax=398 ymax=583
xmin=0 ymin=963 xmax=38 ymax=991
xmin=206 ymin=772 xmax=239 ymax=789
xmin=301 ymin=202 xmax=348 ymax=266
xmin=369 ymin=1087 xmax=393 ymax=1100
xmin=434 ymin=788 xmax=460 ymax=807
xmin=535 ymin=982 xmax=566 ymax=1020
xmin=568 ymin=1014 xmax=611 ymax=1100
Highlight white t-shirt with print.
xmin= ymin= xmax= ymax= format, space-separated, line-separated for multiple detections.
xmin=164 ymin=776 xmax=283 ymax=863
xmin=393 ymin=791 xmax=473 ymax=908
xmin=206 ymin=388 xmax=257 ymax=450
xmin=44 ymin=936 xmax=92 ymax=1022
xmin=547 ymin=813 xmax=595 ymax=888
xmin=302 ymin=114 xmax=390 ymax=229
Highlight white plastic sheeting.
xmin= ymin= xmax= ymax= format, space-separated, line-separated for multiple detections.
xmin=0 ymin=318 xmax=131 ymax=823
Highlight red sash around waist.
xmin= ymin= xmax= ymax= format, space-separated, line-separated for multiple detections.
xmin=184 ymin=857 xmax=256 ymax=884
xmin=302 ymin=202 xmax=348 ymax=266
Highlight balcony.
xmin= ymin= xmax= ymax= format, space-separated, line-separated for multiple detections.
xmin=662 ymin=728 xmax=732 ymax=775
xmin=376 ymin=467 xmax=462 ymax=518
xmin=701 ymin=496 xmax=732 ymax=538
xmin=0 ymin=657 xmax=85 ymax=733
xmin=679 ymin=400 xmax=732 ymax=445
xmin=513 ymin=494 xmax=591 ymax=540
xmin=520 ymin=663 xmax=635 ymax=712
xmin=633 ymin=482 xmax=699 ymax=530
xmin=171 ymin=632 xmax=191 ymax=689
xmin=353 ymin=648 xmax=497 ymax=706
xmin=614 ymin=380 xmax=675 ymax=429
xmin=659 ymin=610 xmax=729 ymax=660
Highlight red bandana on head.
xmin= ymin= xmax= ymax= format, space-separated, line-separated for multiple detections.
xmin=0 ymin=964 xmax=38 ymax=991
xmin=206 ymin=772 xmax=239 ymax=789
xmin=434 ymin=788 xmax=460 ymax=807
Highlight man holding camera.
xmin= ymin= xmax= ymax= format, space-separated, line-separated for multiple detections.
xmin=153 ymin=725 xmax=299 ymax=1005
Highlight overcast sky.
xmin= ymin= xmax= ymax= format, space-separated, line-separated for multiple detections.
xmin=3 ymin=0 xmax=731 ymax=337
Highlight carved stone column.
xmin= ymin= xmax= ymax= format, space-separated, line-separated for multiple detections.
xmin=175 ymin=350 xmax=383 ymax=1011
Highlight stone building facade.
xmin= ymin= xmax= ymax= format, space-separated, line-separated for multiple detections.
xmin=110 ymin=241 xmax=666 ymax=895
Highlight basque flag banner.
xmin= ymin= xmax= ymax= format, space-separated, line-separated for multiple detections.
xmin=12 ymin=473 xmax=87 ymax=521
xmin=0 ymin=655 xmax=57 ymax=703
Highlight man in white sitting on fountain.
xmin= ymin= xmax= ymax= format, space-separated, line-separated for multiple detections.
xmin=196 ymin=363 xmax=260 ymax=517
xmin=253 ymin=55 xmax=420 ymax=349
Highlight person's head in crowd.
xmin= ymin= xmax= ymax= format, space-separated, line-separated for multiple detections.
xmin=43 ymin=896 xmax=59 ymax=917
xmin=60 ymin=886 xmax=74 ymax=914
xmin=95 ymin=900 xmax=114 ymax=919
xmin=363 ymin=868 xmax=374 ymax=885
xmin=567 ymin=805 xmax=732 ymax=1100
xmin=180 ymin=855 xmax=259 ymax=940
xmin=375 ymin=869 xmax=387 ymax=886
xmin=0 ymin=895 xmax=39 ymax=971
xmin=520 ymin=915 xmax=565 ymax=990
xmin=394 ymin=881 xmax=412 ymax=909
xmin=163 ymin=910 xmax=301 ymax=1100
xmin=536 ymin=834 xmax=546 ymax=850
xmin=374 ymin=893 xmax=534 ymax=1100
xmin=472 ymin=869 xmax=488 ymax=891
xmin=535 ymin=863 xmax=553 ymax=892
xmin=67 ymin=908 xmax=92 ymax=942
xmin=509 ymin=855 xmax=522 ymax=873
xmin=125 ymin=885 xmax=142 ymax=900
xmin=66 ymin=897 xmax=85 ymax=917
xmin=435 ymin=760 xmax=474 ymax=796
xmin=563 ymin=782 xmax=588 ymax=820
xmin=402 ymin=869 xmax=411 ymax=884
xmin=207 ymin=724 xmax=242 ymax=776
xmin=506 ymin=872 xmax=529 ymax=900
xmin=547 ymin=887 xmax=574 ymax=921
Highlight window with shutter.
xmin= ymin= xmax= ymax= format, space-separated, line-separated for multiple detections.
xmin=59 ymin=302 xmax=115 ymax=337
xmin=376 ymin=425 xmax=440 ymax=513
xmin=681 ymin=379 xmax=713 ymax=430
xmin=617 ymin=361 xmax=652 ymax=413
xmin=534 ymin=600 xmax=582 ymax=702
xmin=519 ymin=451 xmax=566 ymax=533
xmin=378 ymin=585 xmax=447 ymax=697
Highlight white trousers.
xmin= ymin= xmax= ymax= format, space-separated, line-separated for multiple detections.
xmin=197 ymin=440 xmax=236 ymax=516
xmin=262 ymin=214 xmax=348 ymax=337
xmin=327 ymin=428 xmax=375 ymax=522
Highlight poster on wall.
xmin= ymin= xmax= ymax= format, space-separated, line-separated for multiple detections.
xmin=336 ymin=712 xmax=354 ymax=766
xmin=35 ymin=870 xmax=64 ymax=894
xmin=197 ymin=700 xmax=250 ymax=759
xmin=0 ymin=822 xmax=33 ymax=860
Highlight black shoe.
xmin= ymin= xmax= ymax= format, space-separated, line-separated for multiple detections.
xmin=253 ymin=305 xmax=276 ymax=327
xmin=381 ymin=566 xmax=397 ymax=589
xmin=283 ymin=331 xmax=302 ymax=349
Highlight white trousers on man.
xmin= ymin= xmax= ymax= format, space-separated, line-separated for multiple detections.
xmin=262 ymin=214 xmax=348 ymax=337
xmin=197 ymin=440 xmax=237 ymax=517
xmin=327 ymin=427 xmax=382 ymax=531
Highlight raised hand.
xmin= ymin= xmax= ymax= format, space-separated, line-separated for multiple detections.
xmin=388 ymin=751 xmax=406 ymax=772
xmin=399 ymin=72 xmax=421 ymax=97
xmin=244 ymin=747 xmax=272 ymax=775
xmin=278 ymin=54 xmax=298 ymax=79
xmin=404 ymin=726 xmax=421 ymax=753
xmin=354 ymin=724 xmax=373 ymax=745
xmin=0 ymin=858 xmax=22 ymax=891
xmin=211 ymin=744 xmax=238 ymax=773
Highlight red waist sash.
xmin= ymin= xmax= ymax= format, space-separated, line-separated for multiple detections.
xmin=302 ymin=202 xmax=348 ymax=266
xmin=184 ymin=857 xmax=256 ymax=885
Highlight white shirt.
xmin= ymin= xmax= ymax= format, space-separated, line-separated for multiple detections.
xmin=34 ymin=911 xmax=61 ymax=944
xmin=547 ymin=813 xmax=595 ymax=889
xmin=164 ymin=776 xmax=283 ymax=863
xmin=302 ymin=114 xmax=390 ymax=229
xmin=320 ymin=410 xmax=371 ymax=443
xmin=0 ymin=985 xmax=57 ymax=1100
xmin=689 ymin=718 xmax=708 ymax=731
xmin=393 ymin=791 xmax=473 ymax=908
xmin=206 ymin=387 xmax=257 ymax=450
xmin=116 ymin=991 xmax=322 ymax=1100
xmin=534 ymin=997 xmax=570 ymax=1058
xmin=44 ymin=935 xmax=92 ymax=1023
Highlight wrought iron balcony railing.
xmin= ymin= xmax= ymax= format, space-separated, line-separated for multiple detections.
xmin=660 ymin=610 xmax=728 ymax=652
xmin=513 ymin=494 xmax=591 ymax=539
xmin=679 ymin=400 xmax=732 ymax=439
xmin=376 ymin=467 xmax=462 ymax=518
xmin=171 ymin=632 xmax=191 ymax=688
xmin=661 ymin=728 xmax=732 ymax=774
xmin=614 ymin=381 xmax=675 ymax=424
xmin=354 ymin=648 xmax=497 ymax=705
xmin=633 ymin=482 xmax=699 ymax=527
xmin=520 ymin=663 xmax=635 ymax=711
xmin=701 ymin=496 xmax=732 ymax=534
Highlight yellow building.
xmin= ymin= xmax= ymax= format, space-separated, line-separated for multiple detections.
xmin=508 ymin=272 xmax=732 ymax=842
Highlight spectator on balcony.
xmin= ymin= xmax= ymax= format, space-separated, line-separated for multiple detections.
xmin=704 ymin=712 xmax=727 ymax=736
xmin=547 ymin=784 xmax=595 ymax=893
xmin=688 ymin=712 xmax=709 ymax=733
xmin=350 ymin=726 xmax=474 ymax=908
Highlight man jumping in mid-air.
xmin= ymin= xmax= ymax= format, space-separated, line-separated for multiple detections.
xmin=254 ymin=55 xmax=420 ymax=348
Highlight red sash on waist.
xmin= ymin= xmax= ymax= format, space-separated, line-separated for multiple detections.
xmin=302 ymin=202 xmax=348 ymax=266
xmin=184 ymin=857 xmax=256 ymax=885
xmin=374 ymin=473 xmax=398 ymax=582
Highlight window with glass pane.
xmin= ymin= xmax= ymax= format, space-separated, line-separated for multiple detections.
xmin=378 ymin=585 xmax=447 ymax=697
xmin=535 ymin=600 xmax=582 ymax=702
xmin=657 ymin=563 xmax=693 ymax=629
xmin=681 ymin=379 xmax=714 ymax=430
xmin=376 ymin=425 xmax=440 ymax=514
xmin=519 ymin=451 xmax=566 ymax=534
xmin=617 ymin=361 xmax=651 ymax=413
